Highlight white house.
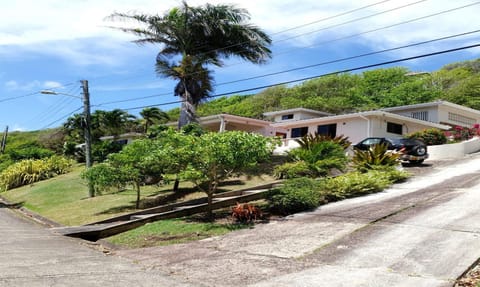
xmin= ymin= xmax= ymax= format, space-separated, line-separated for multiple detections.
xmin=380 ymin=100 xmax=480 ymax=128
xmin=270 ymin=110 xmax=450 ymax=153
xmin=166 ymin=100 xmax=480 ymax=154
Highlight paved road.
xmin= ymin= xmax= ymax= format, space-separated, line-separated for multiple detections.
xmin=0 ymin=206 xmax=192 ymax=286
xmin=2 ymin=155 xmax=480 ymax=286
xmin=117 ymin=155 xmax=480 ymax=287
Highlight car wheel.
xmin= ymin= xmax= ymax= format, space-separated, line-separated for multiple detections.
xmin=415 ymin=146 xmax=426 ymax=156
xmin=409 ymin=159 xmax=424 ymax=164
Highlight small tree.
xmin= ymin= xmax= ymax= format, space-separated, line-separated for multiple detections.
xmin=181 ymin=131 xmax=277 ymax=219
xmin=82 ymin=139 xmax=164 ymax=208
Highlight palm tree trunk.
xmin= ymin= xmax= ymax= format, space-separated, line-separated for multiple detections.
xmin=178 ymin=85 xmax=196 ymax=129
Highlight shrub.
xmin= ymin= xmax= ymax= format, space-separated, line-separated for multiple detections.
xmin=0 ymin=156 xmax=74 ymax=191
xmin=352 ymin=143 xmax=400 ymax=172
xmin=7 ymin=145 xmax=54 ymax=161
xmin=406 ymin=128 xmax=447 ymax=145
xmin=273 ymin=161 xmax=311 ymax=179
xmin=319 ymin=171 xmax=391 ymax=201
xmin=92 ymin=140 xmax=124 ymax=162
xmin=296 ymin=133 xmax=351 ymax=150
xmin=319 ymin=168 xmax=410 ymax=202
xmin=285 ymin=141 xmax=348 ymax=178
xmin=267 ymin=177 xmax=323 ymax=215
xmin=231 ymin=203 xmax=263 ymax=222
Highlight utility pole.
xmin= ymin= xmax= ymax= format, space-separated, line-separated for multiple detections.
xmin=1 ymin=126 xmax=8 ymax=154
xmin=81 ymin=80 xmax=95 ymax=197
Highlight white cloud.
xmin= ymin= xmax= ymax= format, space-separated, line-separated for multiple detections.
xmin=0 ymin=0 xmax=478 ymax=68
xmin=4 ymin=80 xmax=66 ymax=91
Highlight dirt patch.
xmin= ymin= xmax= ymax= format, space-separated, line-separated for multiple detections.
xmin=456 ymin=263 xmax=480 ymax=287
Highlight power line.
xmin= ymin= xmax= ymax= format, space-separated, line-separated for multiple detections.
xmin=28 ymin=86 xmax=81 ymax=124
xmin=216 ymin=29 xmax=480 ymax=87
xmin=0 ymin=82 xmax=76 ymax=104
xmin=86 ymin=0 xmax=401 ymax=86
xmin=93 ymin=29 xmax=480 ymax=107
xmin=269 ymin=0 xmax=394 ymax=36
xmin=273 ymin=0 xmax=427 ymax=44
xmin=41 ymin=106 xmax=83 ymax=129
xmin=116 ymin=42 xmax=480 ymax=112
xmin=226 ymin=1 xmax=480 ymax=68
xmin=103 ymin=0 xmax=474 ymax=90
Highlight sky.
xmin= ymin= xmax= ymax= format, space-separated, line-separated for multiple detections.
xmin=1 ymin=0 xmax=479 ymax=131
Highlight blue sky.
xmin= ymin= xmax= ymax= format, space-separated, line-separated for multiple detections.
xmin=1 ymin=0 xmax=479 ymax=131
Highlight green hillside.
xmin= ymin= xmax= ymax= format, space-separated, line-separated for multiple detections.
xmin=170 ymin=58 xmax=480 ymax=121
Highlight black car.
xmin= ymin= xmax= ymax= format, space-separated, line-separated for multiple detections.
xmin=353 ymin=137 xmax=428 ymax=164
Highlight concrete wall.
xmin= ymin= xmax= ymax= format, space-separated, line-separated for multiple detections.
xmin=428 ymin=137 xmax=480 ymax=160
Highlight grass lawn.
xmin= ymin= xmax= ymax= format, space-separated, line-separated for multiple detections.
xmin=106 ymin=218 xmax=249 ymax=249
xmin=0 ymin=164 xmax=275 ymax=227
xmin=0 ymin=158 xmax=278 ymax=248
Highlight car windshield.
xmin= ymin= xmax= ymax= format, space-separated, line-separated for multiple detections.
xmin=389 ymin=138 xmax=423 ymax=145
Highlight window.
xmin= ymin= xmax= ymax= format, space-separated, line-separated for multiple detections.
xmin=281 ymin=114 xmax=294 ymax=120
xmin=387 ymin=122 xmax=402 ymax=135
xmin=317 ymin=123 xmax=337 ymax=138
xmin=291 ymin=127 xmax=308 ymax=138
xmin=448 ymin=112 xmax=476 ymax=126
xmin=411 ymin=111 xmax=429 ymax=121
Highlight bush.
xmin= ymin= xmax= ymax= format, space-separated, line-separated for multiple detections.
xmin=296 ymin=133 xmax=351 ymax=150
xmin=267 ymin=177 xmax=323 ymax=215
xmin=406 ymin=128 xmax=447 ymax=145
xmin=284 ymin=141 xmax=348 ymax=178
xmin=318 ymin=168 xmax=410 ymax=201
xmin=0 ymin=156 xmax=74 ymax=191
xmin=319 ymin=171 xmax=391 ymax=201
xmin=92 ymin=140 xmax=124 ymax=162
xmin=273 ymin=161 xmax=311 ymax=179
xmin=7 ymin=145 xmax=54 ymax=161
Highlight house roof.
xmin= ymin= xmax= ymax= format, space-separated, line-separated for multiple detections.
xmin=271 ymin=110 xmax=451 ymax=130
xmin=263 ymin=108 xmax=332 ymax=117
xmin=381 ymin=100 xmax=480 ymax=115
xmin=200 ymin=113 xmax=271 ymax=127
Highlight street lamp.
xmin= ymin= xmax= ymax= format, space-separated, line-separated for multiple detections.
xmin=41 ymin=80 xmax=95 ymax=197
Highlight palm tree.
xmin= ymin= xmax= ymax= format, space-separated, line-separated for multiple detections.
xmin=97 ymin=109 xmax=136 ymax=137
xmin=109 ymin=1 xmax=272 ymax=128
xmin=139 ymin=107 xmax=169 ymax=133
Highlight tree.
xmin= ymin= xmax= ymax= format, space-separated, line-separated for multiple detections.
xmin=96 ymin=109 xmax=136 ymax=136
xmin=109 ymin=1 xmax=272 ymax=128
xmin=83 ymin=139 xmax=164 ymax=208
xmin=139 ymin=107 xmax=169 ymax=133
xmin=181 ymin=131 xmax=277 ymax=219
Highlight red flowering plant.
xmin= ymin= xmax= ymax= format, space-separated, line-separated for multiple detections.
xmin=447 ymin=125 xmax=480 ymax=142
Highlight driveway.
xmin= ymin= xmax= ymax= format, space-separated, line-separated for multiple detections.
xmin=115 ymin=155 xmax=480 ymax=287
xmin=0 ymin=205 xmax=192 ymax=286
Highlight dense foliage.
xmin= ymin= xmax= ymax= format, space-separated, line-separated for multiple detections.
xmin=190 ymin=59 xmax=480 ymax=120
xmin=82 ymin=130 xmax=278 ymax=212
xmin=267 ymin=177 xmax=323 ymax=215
xmin=352 ymin=143 xmax=400 ymax=172
xmin=274 ymin=139 xmax=348 ymax=179
xmin=0 ymin=156 xmax=74 ymax=191
xmin=406 ymin=128 xmax=447 ymax=145
xmin=267 ymin=168 xmax=409 ymax=215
